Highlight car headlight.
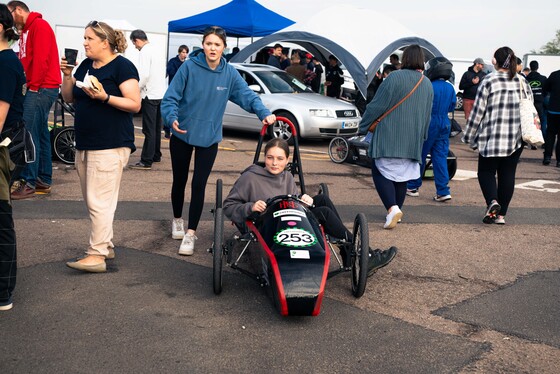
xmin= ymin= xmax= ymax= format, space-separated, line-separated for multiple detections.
xmin=309 ymin=109 xmax=335 ymax=118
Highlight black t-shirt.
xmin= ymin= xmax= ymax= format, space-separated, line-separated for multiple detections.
xmin=0 ymin=49 xmax=25 ymax=130
xmin=72 ymin=55 xmax=139 ymax=151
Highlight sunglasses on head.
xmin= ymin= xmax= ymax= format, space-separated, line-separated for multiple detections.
xmin=205 ymin=26 xmax=226 ymax=37
xmin=88 ymin=20 xmax=109 ymax=39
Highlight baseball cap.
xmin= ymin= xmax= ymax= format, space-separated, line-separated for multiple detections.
xmin=473 ymin=58 xmax=484 ymax=65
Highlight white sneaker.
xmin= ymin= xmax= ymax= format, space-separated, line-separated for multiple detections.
xmin=172 ymin=218 xmax=185 ymax=240
xmin=0 ymin=302 xmax=13 ymax=311
xmin=383 ymin=206 xmax=403 ymax=229
xmin=433 ymin=194 xmax=452 ymax=202
xmin=178 ymin=233 xmax=197 ymax=255
xmin=406 ymin=189 xmax=419 ymax=197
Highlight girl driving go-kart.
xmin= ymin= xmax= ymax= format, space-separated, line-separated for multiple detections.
xmin=223 ymin=138 xmax=397 ymax=273
xmin=211 ymin=125 xmax=397 ymax=315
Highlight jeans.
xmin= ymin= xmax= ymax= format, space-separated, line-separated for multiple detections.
xmin=407 ymin=120 xmax=451 ymax=196
xmin=19 ymin=88 xmax=59 ymax=187
xmin=139 ymin=98 xmax=162 ymax=165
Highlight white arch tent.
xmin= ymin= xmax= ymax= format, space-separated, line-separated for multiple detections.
xmin=231 ymin=5 xmax=444 ymax=98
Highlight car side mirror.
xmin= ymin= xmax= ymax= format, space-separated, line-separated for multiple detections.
xmin=248 ymin=84 xmax=262 ymax=93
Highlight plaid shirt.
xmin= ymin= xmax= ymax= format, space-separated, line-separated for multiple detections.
xmin=462 ymin=72 xmax=532 ymax=157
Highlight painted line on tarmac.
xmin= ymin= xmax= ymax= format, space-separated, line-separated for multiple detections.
xmin=516 ymin=180 xmax=560 ymax=193
xmin=453 ymin=169 xmax=478 ymax=181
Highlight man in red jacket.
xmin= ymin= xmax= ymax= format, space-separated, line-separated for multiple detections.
xmin=7 ymin=1 xmax=60 ymax=199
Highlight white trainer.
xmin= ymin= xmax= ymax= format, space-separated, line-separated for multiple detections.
xmin=178 ymin=233 xmax=197 ymax=256
xmin=172 ymin=218 xmax=185 ymax=240
xmin=383 ymin=206 xmax=403 ymax=229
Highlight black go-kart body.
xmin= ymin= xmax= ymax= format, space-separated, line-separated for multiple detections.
xmin=246 ymin=195 xmax=330 ymax=316
xmin=328 ymin=133 xmax=457 ymax=180
xmin=211 ymin=117 xmax=372 ymax=317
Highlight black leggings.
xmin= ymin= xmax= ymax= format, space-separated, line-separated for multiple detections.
xmin=477 ymin=147 xmax=523 ymax=216
xmin=170 ymin=136 xmax=218 ymax=231
xmin=311 ymin=194 xmax=352 ymax=241
xmin=370 ymin=160 xmax=407 ymax=211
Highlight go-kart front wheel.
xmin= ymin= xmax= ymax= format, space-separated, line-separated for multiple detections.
xmin=213 ymin=207 xmax=224 ymax=295
xmin=328 ymin=137 xmax=349 ymax=164
xmin=351 ymin=213 xmax=369 ymax=298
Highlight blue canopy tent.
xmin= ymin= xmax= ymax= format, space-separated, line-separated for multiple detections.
xmin=168 ymin=0 xmax=294 ymax=38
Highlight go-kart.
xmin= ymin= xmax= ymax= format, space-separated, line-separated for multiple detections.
xmin=209 ymin=118 xmax=380 ymax=316
xmin=328 ymin=132 xmax=458 ymax=180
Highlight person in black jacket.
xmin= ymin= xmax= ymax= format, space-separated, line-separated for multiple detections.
xmin=543 ymin=69 xmax=560 ymax=166
xmin=459 ymin=58 xmax=487 ymax=120
xmin=526 ymin=61 xmax=548 ymax=138
xmin=324 ymin=55 xmax=344 ymax=98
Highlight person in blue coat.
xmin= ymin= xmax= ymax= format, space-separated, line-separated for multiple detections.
xmin=407 ymin=57 xmax=456 ymax=202
xmin=161 ymin=26 xmax=276 ymax=256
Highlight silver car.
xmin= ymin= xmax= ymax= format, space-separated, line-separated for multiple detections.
xmin=224 ymin=64 xmax=361 ymax=142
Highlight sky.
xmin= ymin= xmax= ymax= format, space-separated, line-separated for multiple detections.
xmin=22 ymin=0 xmax=560 ymax=61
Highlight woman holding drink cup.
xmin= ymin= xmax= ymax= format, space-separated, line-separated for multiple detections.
xmin=60 ymin=21 xmax=141 ymax=273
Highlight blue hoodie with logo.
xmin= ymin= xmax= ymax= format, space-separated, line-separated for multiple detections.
xmin=161 ymin=53 xmax=271 ymax=147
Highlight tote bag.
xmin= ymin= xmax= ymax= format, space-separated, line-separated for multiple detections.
xmin=519 ymin=79 xmax=545 ymax=147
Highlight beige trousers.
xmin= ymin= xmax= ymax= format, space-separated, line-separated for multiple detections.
xmin=75 ymin=148 xmax=130 ymax=256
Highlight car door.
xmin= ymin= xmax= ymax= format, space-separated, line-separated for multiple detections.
xmin=223 ymin=69 xmax=262 ymax=132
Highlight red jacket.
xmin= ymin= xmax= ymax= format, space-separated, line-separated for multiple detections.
xmin=18 ymin=12 xmax=61 ymax=91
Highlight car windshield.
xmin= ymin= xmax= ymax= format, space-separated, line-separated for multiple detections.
xmin=253 ymin=70 xmax=312 ymax=94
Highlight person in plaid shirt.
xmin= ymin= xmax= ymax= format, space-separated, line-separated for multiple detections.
xmin=462 ymin=46 xmax=532 ymax=225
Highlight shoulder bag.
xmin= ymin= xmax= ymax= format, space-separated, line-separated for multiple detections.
xmin=518 ymin=78 xmax=544 ymax=147
xmin=368 ymin=74 xmax=424 ymax=133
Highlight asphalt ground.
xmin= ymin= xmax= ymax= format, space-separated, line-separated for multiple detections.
xmin=2 ymin=113 xmax=560 ymax=373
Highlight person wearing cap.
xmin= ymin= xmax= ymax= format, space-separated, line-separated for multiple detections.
xmin=324 ymin=54 xmax=344 ymax=98
xmin=459 ymin=57 xmax=487 ymax=120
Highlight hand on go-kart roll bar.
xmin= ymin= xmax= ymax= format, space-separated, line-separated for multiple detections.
xmin=262 ymin=114 xmax=276 ymax=126
xmin=252 ymin=200 xmax=267 ymax=213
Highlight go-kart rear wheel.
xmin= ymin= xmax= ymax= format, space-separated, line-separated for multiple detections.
xmin=328 ymin=137 xmax=349 ymax=164
xmin=213 ymin=207 xmax=224 ymax=295
xmin=351 ymin=213 xmax=369 ymax=298
xmin=318 ymin=182 xmax=329 ymax=198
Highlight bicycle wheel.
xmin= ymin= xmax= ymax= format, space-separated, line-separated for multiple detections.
xmin=53 ymin=127 xmax=76 ymax=165
xmin=328 ymin=137 xmax=349 ymax=164
xmin=318 ymin=182 xmax=329 ymax=198
xmin=351 ymin=213 xmax=369 ymax=298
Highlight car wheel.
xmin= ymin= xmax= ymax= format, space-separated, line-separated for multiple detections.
xmin=455 ymin=92 xmax=464 ymax=111
xmin=270 ymin=112 xmax=299 ymax=145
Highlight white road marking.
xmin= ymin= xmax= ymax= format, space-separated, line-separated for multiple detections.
xmin=515 ymin=180 xmax=560 ymax=193
xmin=452 ymin=169 xmax=478 ymax=181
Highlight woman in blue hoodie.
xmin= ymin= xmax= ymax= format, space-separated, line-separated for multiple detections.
xmin=161 ymin=26 xmax=276 ymax=256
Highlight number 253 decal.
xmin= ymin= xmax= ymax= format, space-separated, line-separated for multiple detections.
xmin=274 ymin=228 xmax=317 ymax=248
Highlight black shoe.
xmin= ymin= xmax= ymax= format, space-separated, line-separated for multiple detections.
xmin=543 ymin=157 xmax=551 ymax=165
xmin=129 ymin=162 xmax=152 ymax=170
xmin=483 ymin=200 xmax=501 ymax=224
xmin=557 ymin=161 xmax=560 ymax=168
xmin=153 ymin=158 xmax=161 ymax=163
xmin=367 ymin=247 xmax=397 ymax=276
xmin=164 ymin=130 xmax=171 ymax=139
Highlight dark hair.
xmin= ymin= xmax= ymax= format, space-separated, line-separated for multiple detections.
xmin=530 ymin=60 xmax=539 ymax=71
xmin=401 ymin=45 xmax=425 ymax=70
xmin=382 ymin=64 xmax=396 ymax=76
xmin=7 ymin=1 xmax=29 ymax=12
xmin=0 ymin=4 xmax=18 ymax=42
xmin=264 ymin=138 xmax=290 ymax=158
xmin=178 ymin=44 xmax=188 ymax=53
xmin=130 ymin=29 xmax=148 ymax=42
xmin=328 ymin=54 xmax=338 ymax=62
xmin=273 ymin=43 xmax=283 ymax=49
xmin=390 ymin=53 xmax=399 ymax=61
xmin=203 ymin=26 xmax=227 ymax=47
xmin=86 ymin=21 xmax=127 ymax=53
xmin=494 ymin=46 xmax=517 ymax=80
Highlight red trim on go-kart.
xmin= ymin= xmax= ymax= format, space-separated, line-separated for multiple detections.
xmin=312 ymin=225 xmax=330 ymax=316
xmin=246 ymin=220 xmax=289 ymax=316
xmin=259 ymin=116 xmax=297 ymax=137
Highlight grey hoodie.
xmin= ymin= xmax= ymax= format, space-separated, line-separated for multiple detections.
xmin=223 ymin=164 xmax=298 ymax=227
